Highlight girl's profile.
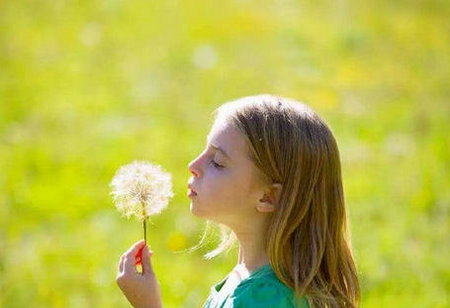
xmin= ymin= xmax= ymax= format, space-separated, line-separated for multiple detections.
xmin=116 ymin=94 xmax=360 ymax=308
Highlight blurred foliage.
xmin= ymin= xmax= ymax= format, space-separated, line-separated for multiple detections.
xmin=1 ymin=0 xmax=449 ymax=307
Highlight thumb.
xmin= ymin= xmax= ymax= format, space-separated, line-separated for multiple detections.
xmin=141 ymin=245 xmax=154 ymax=275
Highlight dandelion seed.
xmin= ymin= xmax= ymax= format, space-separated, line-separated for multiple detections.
xmin=110 ymin=160 xmax=174 ymax=244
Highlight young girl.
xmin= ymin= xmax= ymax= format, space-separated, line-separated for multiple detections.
xmin=116 ymin=94 xmax=360 ymax=308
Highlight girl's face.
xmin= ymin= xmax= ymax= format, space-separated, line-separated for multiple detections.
xmin=187 ymin=119 xmax=267 ymax=227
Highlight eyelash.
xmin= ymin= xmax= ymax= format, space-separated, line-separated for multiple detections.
xmin=210 ymin=159 xmax=224 ymax=169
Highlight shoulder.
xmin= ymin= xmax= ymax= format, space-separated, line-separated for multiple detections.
xmin=230 ymin=276 xmax=309 ymax=308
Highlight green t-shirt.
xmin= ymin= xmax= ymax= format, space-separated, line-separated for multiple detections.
xmin=202 ymin=263 xmax=310 ymax=308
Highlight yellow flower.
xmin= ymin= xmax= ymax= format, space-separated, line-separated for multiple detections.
xmin=110 ymin=160 xmax=173 ymax=221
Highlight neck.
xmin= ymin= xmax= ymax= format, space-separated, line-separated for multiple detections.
xmin=232 ymin=218 xmax=270 ymax=274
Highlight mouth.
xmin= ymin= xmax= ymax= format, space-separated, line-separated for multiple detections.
xmin=187 ymin=184 xmax=198 ymax=197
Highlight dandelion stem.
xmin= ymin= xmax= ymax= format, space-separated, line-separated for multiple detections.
xmin=143 ymin=219 xmax=147 ymax=244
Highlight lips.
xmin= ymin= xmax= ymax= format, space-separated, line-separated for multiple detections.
xmin=187 ymin=184 xmax=197 ymax=196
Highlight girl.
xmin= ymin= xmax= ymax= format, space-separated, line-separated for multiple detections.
xmin=116 ymin=94 xmax=360 ymax=308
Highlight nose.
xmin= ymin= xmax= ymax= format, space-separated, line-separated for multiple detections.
xmin=188 ymin=157 xmax=201 ymax=177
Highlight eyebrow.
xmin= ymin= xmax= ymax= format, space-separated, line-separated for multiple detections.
xmin=206 ymin=135 xmax=232 ymax=160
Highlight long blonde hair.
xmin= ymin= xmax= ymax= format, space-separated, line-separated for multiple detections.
xmin=188 ymin=94 xmax=360 ymax=307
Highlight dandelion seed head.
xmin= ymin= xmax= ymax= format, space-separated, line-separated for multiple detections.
xmin=110 ymin=160 xmax=174 ymax=221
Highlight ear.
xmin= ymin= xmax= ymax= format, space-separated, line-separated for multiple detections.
xmin=256 ymin=183 xmax=282 ymax=213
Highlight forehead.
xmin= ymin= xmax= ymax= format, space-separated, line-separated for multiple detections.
xmin=207 ymin=121 xmax=249 ymax=160
xmin=207 ymin=120 xmax=271 ymax=187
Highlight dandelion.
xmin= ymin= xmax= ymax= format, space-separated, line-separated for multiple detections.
xmin=110 ymin=160 xmax=174 ymax=244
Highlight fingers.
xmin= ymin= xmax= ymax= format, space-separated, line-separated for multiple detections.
xmin=135 ymin=245 xmax=144 ymax=266
xmin=141 ymin=245 xmax=154 ymax=275
xmin=118 ymin=254 xmax=125 ymax=273
xmin=126 ymin=239 xmax=146 ymax=256
xmin=118 ymin=239 xmax=155 ymax=277
xmin=123 ymin=239 xmax=146 ymax=274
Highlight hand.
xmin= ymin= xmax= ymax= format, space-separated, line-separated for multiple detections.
xmin=116 ymin=239 xmax=163 ymax=308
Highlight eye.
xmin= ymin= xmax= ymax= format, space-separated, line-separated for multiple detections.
xmin=210 ymin=159 xmax=224 ymax=169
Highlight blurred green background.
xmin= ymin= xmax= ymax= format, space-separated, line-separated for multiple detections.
xmin=1 ymin=0 xmax=449 ymax=307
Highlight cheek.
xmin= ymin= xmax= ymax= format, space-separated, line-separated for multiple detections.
xmin=208 ymin=171 xmax=251 ymax=203
xmin=203 ymin=171 xmax=228 ymax=195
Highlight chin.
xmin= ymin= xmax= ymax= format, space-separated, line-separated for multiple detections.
xmin=190 ymin=202 xmax=205 ymax=218
xmin=191 ymin=202 xmax=217 ymax=222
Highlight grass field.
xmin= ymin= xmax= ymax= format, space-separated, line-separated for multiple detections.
xmin=1 ymin=0 xmax=449 ymax=307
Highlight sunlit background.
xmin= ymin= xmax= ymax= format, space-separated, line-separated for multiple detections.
xmin=1 ymin=0 xmax=449 ymax=307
